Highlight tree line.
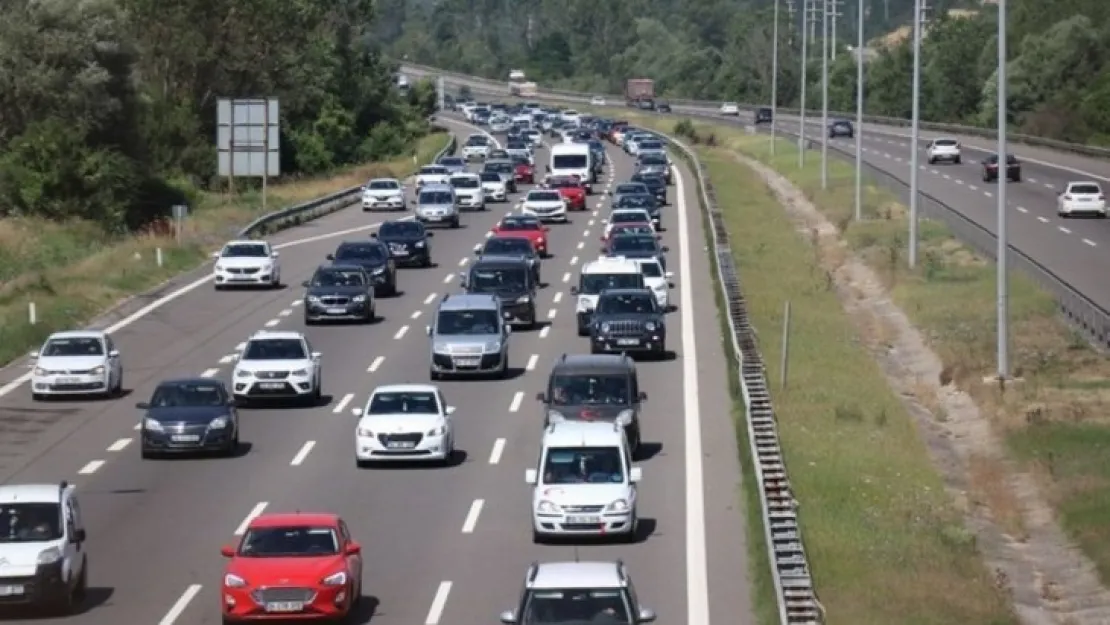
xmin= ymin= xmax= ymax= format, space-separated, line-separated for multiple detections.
xmin=0 ymin=0 xmax=436 ymax=234
xmin=380 ymin=0 xmax=1110 ymax=145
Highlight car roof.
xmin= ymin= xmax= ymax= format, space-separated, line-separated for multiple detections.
xmin=248 ymin=330 xmax=304 ymax=341
xmin=582 ymin=257 xmax=642 ymax=273
xmin=551 ymin=353 xmax=635 ymax=374
xmin=248 ymin=513 xmax=340 ymax=529
xmin=45 ymin=330 xmax=106 ymax=341
xmin=543 ymin=421 xmax=625 ymax=448
xmin=368 ymin=177 xmax=400 ymax=184
xmin=439 ymin=292 xmax=500 ymax=311
xmin=419 ymin=183 xmax=453 ymax=192
xmin=157 ymin=377 xmax=228 ymax=387
xmin=318 ymin=263 xmax=366 ymax=273
xmin=372 ymin=383 xmax=438 ymax=395
xmin=599 ymin=288 xmax=654 ymax=298
xmin=450 ymin=172 xmax=480 ymax=179
xmin=0 ymin=484 xmax=67 ymax=505
xmin=223 ymin=239 xmax=268 ymax=248
xmin=530 ymin=561 xmax=625 ymax=589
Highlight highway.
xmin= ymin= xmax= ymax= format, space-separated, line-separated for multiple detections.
xmin=0 ymin=117 xmax=752 ymax=624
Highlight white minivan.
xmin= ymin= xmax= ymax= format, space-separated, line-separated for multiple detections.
xmin=547 ymin=143 xmax=594 ymax=193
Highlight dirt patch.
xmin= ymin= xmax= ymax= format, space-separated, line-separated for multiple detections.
xmin=735 ymin=151 xmax=1110 ymax=625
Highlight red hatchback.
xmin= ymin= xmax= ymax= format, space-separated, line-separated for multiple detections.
xmin=490 ymin=214 xmax=550 ymax=256
xmin=220 ymin=513 xmax=363 ymax=622
xmin=546 ymin=175 xmax=588 ymax=211
xmin=514 ymin=161 xmax=535 ymax=184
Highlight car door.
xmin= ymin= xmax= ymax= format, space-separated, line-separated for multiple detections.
xmin=105 ymin=336 xmax=122 ymax=384
xmin=437 ymin=389 xmax=453 ymax=435
xmin=62 ymin=496 xmax=81 ymax=582
xmin=338 ymin=521 xmax=362 ymax=587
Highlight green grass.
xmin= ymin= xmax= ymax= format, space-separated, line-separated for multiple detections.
xmin=0 ymin=131 xmax=451 ymax=365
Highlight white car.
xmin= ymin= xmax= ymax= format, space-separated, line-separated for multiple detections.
xmin=361 ymin=178 xmax=405 ymax=211
xmin=352 ymin=384 xmax=456 ymax=466
xmin=525 ymin=421 xmax=641 ymax=542
xmin=522 ymin=129 xmax=543 ymax=147
xmin=461 ymin=134 xmax=493 ymax=160
xmin=590 ymin=96 xmax=607 ymax=106
xmin=29 ymin=331 xmax=123 ymax=400
xmin=926 ymin=138 xmax=962 ymax=164
xmin=232 ymin=331 xmax=322 ymax=406
xmin=479 ymin=171 xmax=509 ymax=202
xmin=449 ymin=173 xmax=486 ymax=211
xmin=720 ymin=102 xmax=740 ymax=116
xmin=505 ymin=143 xmax=533 ymax=165
xmin=634 ymin=258 xmax=673 ymax=311
xmin=522 ymin=189 xmax=568 ymax=222
xmin=0 ymin=483 xmax=88 ymax=612
xmin=415 ymin=165 xmax=450 ymax=187
xmin=490 ymin=116 xmax=512 ymax=134
xmin=1057 ymin=181 xmax=1107 ymax=218
xmin=603 ymin=209 xmax=656 ymax=238
xmin=212 ymin=240 xmax=281 ymax=289
xmin=560 ymin=110 xmax=581 ymax=125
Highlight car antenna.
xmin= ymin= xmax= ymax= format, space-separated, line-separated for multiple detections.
xmin=573 ymin=546 xmax=580 ymax=563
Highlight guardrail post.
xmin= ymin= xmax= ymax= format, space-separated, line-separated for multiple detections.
xmin=28 ymin=302 xmax=36 ymax=325
xmin=780 ymin=301 xmax=791 ymax=389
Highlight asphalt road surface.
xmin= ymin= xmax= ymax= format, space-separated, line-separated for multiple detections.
xmin=0 ymin=117 xmax=752 ymax=625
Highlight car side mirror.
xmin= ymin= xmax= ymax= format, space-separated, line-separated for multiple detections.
xmin=661 ymin=246 xmax=670 ymax=252
xmin=271 ymin=251 xmax=279 ymax=258
xmin=72 ymin=528 xmax=86 ymax=543
xmin=350 ymin=407 xmax=363 ymax=417
xmin=108 ymin=350 xmax=120 ymax=358
xmin=500 ymin=610 xmax=518 ymax=624
xmin=504 ymin=325 xmax=513 ymax=335
xmin=311 ymin=352 xmax=321 ymax=360
xmin=446 ymin=406 xmax=457 ymax=415
xmin=211 ymin=251 xmax=221 ymax=260
xmin=639 ymin=392 xmax=648 ymax=401
xmin=370 ymin=232 xmax=378 ymax=238
xmin=544 ymin=165 xmax=550 ymax=172
xmin=135 ymin=402 xmax=150 ymax=410
xmin=325 ymin=254 xmax=335 ymax=260
xmin=638 ymin=607 xmax=656 ymax=622
xmin=28 ymin=350 xmax=38 ymax=359
xmin=629 ymin=466 xmax=643 ymax=483
xmin=220 ymin=545 xmax=236 ymax=558
xmin=473 ymin=244 xmax=482 ymax=254
xmin=665 ymin=271 xmax=674 ymax=278
xmin=458 ymin=272 xmax=468 ymax=286
xmin=301 ymin=280 xmax=310 ymax=288
xmin=525 ymin=469 xmax=538 ymax=484
xmin=345 ymin=542 xmax=361 ymax=555
xmin=536 ymin=392 xmax=547 ymax=402
xmin=426 ymin=232 xmax=435 ymax=238
xmin=667 ymin=282 xmax=675 ymax=288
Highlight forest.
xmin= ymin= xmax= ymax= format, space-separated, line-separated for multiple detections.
xmin=0 ymin=0 xmax=436 ymax=233
xmin=379 ymin=0 xmax=1110 ymax=145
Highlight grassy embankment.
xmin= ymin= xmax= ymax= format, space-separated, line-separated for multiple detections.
xmin=0 ymin=131 xmax=450 ymax=366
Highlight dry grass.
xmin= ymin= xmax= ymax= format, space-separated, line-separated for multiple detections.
xmin=0 ymin=131 xmax=450 ymax=365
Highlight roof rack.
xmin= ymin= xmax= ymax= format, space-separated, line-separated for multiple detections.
xmin=527 ymin=561 xmax=540 ymax=583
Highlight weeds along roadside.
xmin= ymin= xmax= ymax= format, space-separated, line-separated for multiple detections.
xmin=0 ymin=131 xmax=449 ymax=367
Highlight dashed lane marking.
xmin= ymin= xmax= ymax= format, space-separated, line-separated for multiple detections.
xmin=290 ymin=441 xmax=316 ymax=466
xmin=200 ymin=368 xmax=220 ymax=378
xmin=106 ymin=438 xmax=131 ymax=452
xmin=264 ymin=319 xmax=280 ymax=327
xmin=333 ymin=393 xmax=354 ymax=414
xmin=489 ymin=438 xmax=506 ymax=464
xmin=461 ymin=499 xmax=483 ymax=533
xmin=368 ymin=356 xmax=385 ymax=372
xmin=508 ymin=391 xmax=524 ymax=412
xmin=78 ymin=460 xmax=104 ymax=475
xmin=394 ymin=325 xmax=409 ymax=340
xmin=235 ymin=502 xmax=268 ymax=536
xmin=526 ymin=354 xmax=538 ymax=371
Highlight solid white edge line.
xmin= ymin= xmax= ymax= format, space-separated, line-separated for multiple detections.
xmin=332 ymin=393 xmax=354 ymax=414
xmin=158 ymin=583 xmax=203 ymax=625
xmin=425 ymin=581 xmax=453 ymax=625
xmin=235 ymin=502 xmax=268 ymax=536
xmin=461 ymin=499 xmax=484 ymax=533
xmin=489 ymin=438 xmax=506 ymax=464
xmin=290 ymin=441 xmax=316 ymax=466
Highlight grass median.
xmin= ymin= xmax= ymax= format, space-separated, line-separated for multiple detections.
xmin=0 ymin=131 xmax=449 ymax=367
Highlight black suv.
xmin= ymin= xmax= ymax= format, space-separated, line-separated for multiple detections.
xmin=589 ymin=288 xmax=666 ymax=357
xmin=754 ymin=107 xmax=773 ymax=124
xmin=301 ymin=264 xmax=375 ymax=324
xmin=462 ymin=257 xmax=538 ymax=328
xmin=326 ymin=240 xmax=397 ymax=296
xmin=982 ymin=154 xmax=1021 ymax=183
xmin=536 ymin=353 xmax=647 ymax=453
xmin=828 ymin=120 xmax=854 ymax=138
xmin=475 ymin=236 xmax=542 ymax=284
xmin=373 ymin=220 xmax=433 ymax=268
xmin=656 ymin=102 xmax=672 ymax=113
xmin=630 ymin=171 xmax=667 ymax=205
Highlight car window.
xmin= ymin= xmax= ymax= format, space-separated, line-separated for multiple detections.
xmin=541 ymin=446 xmax=626 ymax=484
xmin=242 ymin=338 xmax=306 ymax=361
xmin=42 ymin=337 xmax=104 ymax=357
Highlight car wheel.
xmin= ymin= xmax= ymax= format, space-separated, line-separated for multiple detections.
xmin=73 ymin=560 xmax=88 ymax=605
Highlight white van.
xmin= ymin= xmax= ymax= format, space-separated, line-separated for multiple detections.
xmin=548 ymin=143 xmax=594 ymax=193
xmin=570 ymin=257 xmax=645 ymax=335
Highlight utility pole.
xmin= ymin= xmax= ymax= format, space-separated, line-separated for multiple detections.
xmin=821 ymin=0 xmax=830 ymax=189
xmin=798 ymin=0 xmax=814 ymax=167
xmin=786 ymin=0 xmax=797 ymax=46
xmin=829 ymin=0 xmax=843 ymax=59
xmin=996 ymin=0 xmax=1009 ymax=379
xmin=771 ymin=0 xmax=781 ymax=155
xmin=908 ymin=0 xmax=927 ymax=268
xmin=853 ymin=0 xmax=865 ymax=220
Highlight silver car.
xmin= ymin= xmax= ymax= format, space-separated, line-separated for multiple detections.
xmin=427 ymin=293 xmax=511 ymax=380
xmin=413 ymin=184 xmax=460 ymax=228
xmin=437 ymin=156 xmax=468 ymax=176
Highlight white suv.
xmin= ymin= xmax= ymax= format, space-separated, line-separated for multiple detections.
xmin=462 ymin=134 xmax=493 ymax=160
xmin=351 ymin=384 xmax=456 ymax=466
xmin=926 ymin=138 xmax=962 ymax=164
xmin=449 ymin=172 xmax=486 ymax=211
xmin=1057 ymin=181 xmax=1107 ymax=218
xmin=0 ymin=482 xmax=89 ymax=613
xmin=232 ymin=331 xmax=322 ymax=406
xmin=525 ymin=421 xmax=642 ymax=543
xmin=29 ymin=331 xmax=123 ymax=401
xmin=361 ymin=178 xmax=405 ymax=211
xmin=499 ymin=560 xmax=656 ymax=625
xmin=212 ymin=240 xmax=281 ymax=289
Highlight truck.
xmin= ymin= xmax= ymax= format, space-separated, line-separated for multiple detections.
xmin=511 ymin=81 xmax=538 ymax=97
xmin=625 ymin=79 xmax=655 ymax=105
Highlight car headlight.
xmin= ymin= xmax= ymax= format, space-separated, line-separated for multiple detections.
xmin=600 ymin=322 xmax=611 ymax=333
xmin=415 ymin=241 xmax=426 ymax=248
xmin=427 ymin=423 xmax=447 ymax=436
xmin=357 ymin=427 xmax=374 ymax=437
xmin=90 ymin=365 xmax=105 ymax=375
xmin=291 ymin=369 xmax=309 ymax=376
xmin=37 ymin=547 xmax=62 ymax=565
xmin=547 ymin=410 xmax=567 ymax=424
xmin=144 ymin=418 xmax=164 ymax=432
xmin=235 ymin=369 xmax=252 ymax=378
xmin=322 ymin=571 xmax=347 ymax=586
xmin=372 ymin=266 xmax=386 ymax=274
xmin=516 ymin=295 xmax=531 ymax=303
xmin=215 ymin=265 xmax=225 ymax=272
xmin=606 ymin=499 xmax=630 ymax=513
xmin=615 ymin=409 xmax=634 ymax=426
xmin=34 ymin=368 xmax=50 ymax=376
xmin=576 ymin=297 xmax=594 ymax=312
xmin=485 ymin=340 xmax=502 ymax=353
xmin=352 ymin=295 xmax=367 ymax=303
xmin=224 ymin=573 xmax=247 ymax=588
xmin=307 ymin=295 xmax=321 ymax=303
xmin=645 ymin=321 xmax=656 ymax=332
xmin=536 ymin=500 xmax=560 ymax=514
xmin=209 ymin=416 xmax=229 ymax=429
xmin=260 ymin=264 xmax=272 ymax=272
xmin=433 ymin=342 xmax=450 ymax=353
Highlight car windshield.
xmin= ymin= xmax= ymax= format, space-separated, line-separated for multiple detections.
xmin=507 ymin=142 xmax=527 ymax=150
xmin=615 ymin=196 xmax=653 ymax=209
xmin=610 ymin=236 xmax=659 ymax=253
xmin=615 ymin=184 xmax=646 ymax=195
xmin=221 ymin=244 xmax=268 ymax=258
xmin=149 ymin=382 xmax=227 ymax=407
xmin=367 ymin=391 xmax=438 ymax=415
xmin=484 ymin=238 xmax=534 ymax=256
xmin=611 ymin=212 xmax=649 ymax=224
xmin=548 ymin=178 xmax=579 ymax=189
xmin=469 ymin=266 xmax=528 ymax=291
xmin=419 ymin=191 xmax=454 ymax=205
xmin=465 ymin=136 xmax=489 ymax=146
xmin=311 ymin=268 xmax=365 ymax=287
xmin=1070 ymin=184 xmax=1102 ymax=194
xmin=633 ymin=175 xmax=663 ymax=186
xmin=436 ymin=309 xmax=501 ymax=335
xmin=640 ymin=154 xmax=666 ymax=165
xmin=451 ymin=176 xmax=480 ymax=189
xmin=420 ymin=166 xmax=447 ymax=175
xmin=530 ymin=191 xmax=562 ymax=202
xmin=239 ymin=526 xmax=339 ymax=557
xmin=379 ymin=222 xmax=424 ymax=237
xmin=550 ymin=373 xmax=631 ymax=406
xmin=639 ymin=262 xmax=663 ymax=278
xmin=242 ymin=339 xmax=306 ymax=360
xmin=0 ymin=503 xmax=62 ymax=543
xmin=542 ymin=446 xmax=626 ymax=485
xmin=367 ymin=180 xmax=399 ymax=190
xmin=612 ymin=226 xmax=654 ymax=239
xmin=580 ymin=273 xmax=643 ymax=294
xmin=553 ymin=154 xmax=588 ymax=169
xmin=499 ymin=218 xmax=542 ymax=232
xmin=336 ymin=244 xmax=387 ymax=262
xmin=480 ymin=172 xmax=503 ymax=183
xmin=639 ymin=141 xmax=663 ymax=151
xmin=41 ymin=336 xmax=103 ymax=357
xmin=486 ymin=162 xmax=513 ymax=174
xmin=934 ymin=139 xmax=958 ymax=147
xmin=597 ymin=292 xmax=656 ymax=314
xmin=439 ymin=157 xmax=465 ymax=167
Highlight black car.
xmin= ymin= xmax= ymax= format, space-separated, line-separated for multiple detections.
xmin=828 ymin=120 xmax=854 ymax=138
xmin=613 ymin=193 xmax=661 ymax=229
xmin=462 ymin=258 xmax=538 ymax=328
xmin=657 ymin=102 xmax=672 ymax=113
xmin=630 ymin=172 xmax=667 ymax=205
xmin=138 ymin=379 xmax=239 ymax=458
xmin=475 ymin=236 xmax=542 ymax=284
xmin=982 ymin=154 xmax=1021 ymax=183
xmin=327 ymin=240 xmax=397 ymax=296
xmin=604 ymin=233 xmax=669 ymax=272
xmin=536 ymin=353 xmax=646 ymax=453
xmin=301 ymin=264 xmax=376 ymax=324
xmin=374 ymin=220 xmax=433 ymax=267
xmin=589 ymin=288 xmax=666 ymax=358
xmin=754 ymin=107 xmax=773 ymax=124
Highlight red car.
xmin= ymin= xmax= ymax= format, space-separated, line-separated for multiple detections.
xmin=490 ymin=214 xmax=550 ymax=256
xmin=601 ymin=222 xmax=658 ymax=245
xmin=546 ymin=175 xmax=588 ymax=211
xmin=220 ymin=513 xmax=363 ymax=622
xmin=514 ymin=161 xmax=535 ymax=184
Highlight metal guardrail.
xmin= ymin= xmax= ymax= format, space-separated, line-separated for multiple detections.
xmin=236 ymin=125 xmax=457 ymax=238
xmin=399 ymin=62 xmax=1110 ymax=158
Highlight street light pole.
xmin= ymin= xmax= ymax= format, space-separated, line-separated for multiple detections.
xmin=820 ymin=0 xmax=829 ymax=189
xmin=771 ymin=0 xmax=780 ymax=155
xmin=908 ymin=0 xmax=923 ymax=268
xmin=996 ymin=0 xmax=1009 ymax=379
xmin=853 ymin=0 xmax=864 ymax=219
xmin=798 ymin=0 xmax=810 ymax=168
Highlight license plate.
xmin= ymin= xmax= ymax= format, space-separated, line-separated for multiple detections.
xmin=566 ymin=515 xmax=602 ymax=524
xmin=171 ymin=434 xmax=200 ymax=443
xmin=427 ymin=215 xmax=443 ymax=221
xmin=0 ymin=585 xmax=25 ymax=596
xmin=260 ymin=382 xmax=285 ymax=389
xmin=57 ymin=377 xmax=80 ymax=384
xmin=387 ymin=441 xmax=416 ymax=449
xmin=455 ymin=358 xmax=480 ymax=367
xmin=265 ymin=601 xmax=304 ymax=613
xmin=392 ymin=249 xmax=408 ymax=256
xmin=326 ymin=307 xmax=347 ymax=314
xmin=617 ymin=338 xmax=640 ymax=346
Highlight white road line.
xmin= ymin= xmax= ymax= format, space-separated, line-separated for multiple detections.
xmin=569 ymin=256 xmax=578 ymax=265
xmin=984 ymin=191 xmax=993 ymax=198
xmin=553 ymin=292 xmax=563 ymax=304
xmin=547 ymin=308 xmax=557 ymax=320
xmin=1017 ymin=206 xmax=1028 ymax=213
xmin=539 ymin=326 xmax=551 ymax=339
xmin=78 ymin=460 xmax=104 ymax=475
xmin=425 ymin=581 xmax=453 ymax=625
xmin=333 ymin=393 xmax=354 ymax=414
xmin=200 ymin=368 xmax=220 ymax=378
xmin=368 ymin=356 xmax=385 ymax=372
xmin=1037 ymin=216 xmax=1049 ymax=223
xmin=106 ymin=438 xmax=131 ymax=452
xmin=158 ymin=584 xmax=203 ymax=625
xmin=562 ymin=272 xmax=571 ymax=283
xmin=489 ymin=438 xmax=506 ymax=464
xmin=1059 ymin=226 xmax=1072 ymax=234
xmin=942 ymin=174 xmax=951 ymax=180
xmin=411 ymin=310 xmax=422 ymax=319
xmin=526 ymin=354 xmax=539 ymax=371
xmin=1084 ymin=238 xmax=1097 ymax=247
xmin=290 ymin=441 xmax=316 ymax=466
xmin=278 ymin=309 xmax=292 ymax=317
xmin=218 ymin=354 xmax=236 ymax=364
xmin=588 ymin=219 xmax=596 ymax=226
xmin=264 ymin=318 xmax=280 ymax=327
xmin=592 ymin=210 xmax=599 ymax=216
xmin=291 ymin=300 xmax=303 ymax=307
xmin=458 ymin=257 xmax=469 ymax=266
xmin=394 ymin=325 xmax=409 ymax=340
xmin=1029 ymin=177 xmax=1039 ymax=183
xmin=969 ymin=184 xmax=979 ymax=191
xmin=443 ymin=273 xmax=454 ymax=283
xmin=424 ymin=293 xmax=437 ymax=305
xmin=576 ymin=241 xmax=585 ymax=249
xmin=235 ymin=502 xmax=268 ymax=535
xmin=236 ymin=342 xmax=246 ymax=351
xmin=461 ymin=499 xmax=484 ymax=533
xmin=508 ymin=391 xmax=524 ymax=412
xmin=955 ymin=179 xmax=964 ymax=185
xmin=133 ymin=422 xmax=141 ymax=430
